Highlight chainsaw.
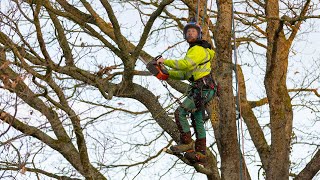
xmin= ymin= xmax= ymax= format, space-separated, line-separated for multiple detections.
xmin=145 ymin=55 xmax=169 ymax=80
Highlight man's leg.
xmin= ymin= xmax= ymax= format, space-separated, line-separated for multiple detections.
xmin=192 ymin=110 xmax=206 ymax=154
xmin=184 ymin=110 xmax=207 ymax=163
xmin=170 ymin=97 xmax=195 ymax=153
xmin=184 ymin=89 xmax=215 ymax=163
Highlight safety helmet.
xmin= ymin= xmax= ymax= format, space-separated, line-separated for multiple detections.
xmin=183 ymin=20 xmax=202 ymax=40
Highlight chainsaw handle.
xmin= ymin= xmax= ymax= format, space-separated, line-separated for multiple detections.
xmin=153 ymin=55 xmax=162 ymax=61
xmin=153 ymin=55 xmax=163 ymax=65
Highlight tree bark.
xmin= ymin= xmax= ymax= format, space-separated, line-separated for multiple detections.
xmin=265 ymin=0 xmax=293 ymax=179
xmin=215 ymin=0 xmax=241 ymax=179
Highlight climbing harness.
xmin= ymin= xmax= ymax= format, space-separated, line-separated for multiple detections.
xmin=161 ymin=71 xmax=217 ymax=115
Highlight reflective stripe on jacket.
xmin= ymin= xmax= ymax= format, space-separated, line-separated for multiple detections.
xmin=163 ymin=45 xmax=215 ymax=81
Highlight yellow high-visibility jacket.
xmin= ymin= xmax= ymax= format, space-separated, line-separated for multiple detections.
xmin=163 ymin=45 xmax=215 ymax=81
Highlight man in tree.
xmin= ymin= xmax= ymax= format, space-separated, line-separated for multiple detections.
xmin=157 ymin=20 xmax=217 ymax=164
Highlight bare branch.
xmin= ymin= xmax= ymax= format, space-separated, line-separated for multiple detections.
xmin=131 ymin=0 xmax=174 ymax=58
xmin=0 ymin=166 xmax=81 ymax=180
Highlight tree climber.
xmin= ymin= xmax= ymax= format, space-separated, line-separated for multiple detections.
xmin=156 ymin=19 xmax=217 ymax=164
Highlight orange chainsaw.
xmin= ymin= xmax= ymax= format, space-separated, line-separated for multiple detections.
xmin=146 ymin=55 xmax=169 ymax=80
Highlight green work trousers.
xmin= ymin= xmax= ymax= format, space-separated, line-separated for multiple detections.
xmin=175 ymin=88 xmax=215 ymax=140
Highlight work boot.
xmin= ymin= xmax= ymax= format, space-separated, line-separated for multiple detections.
xmin=195 ymin=138 xmax=206 ymax=153
xmin=184 ymin=151 xmax=207 ymax=165
xmin=170 ymin=131 xmax=193 ymax=153
xmin=185 ymin=138 xmax=207 ymax=164
xmin=170 ymin=141 xmax=194 ymax=153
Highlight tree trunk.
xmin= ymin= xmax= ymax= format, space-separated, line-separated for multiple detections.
xmin=265 ymin=0 xmax=293 ymax=179
xmin=214 ymin=0 xmax=241 ymax=179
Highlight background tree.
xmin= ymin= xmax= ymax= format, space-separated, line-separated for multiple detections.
xmin=0 ymin=0 xmax=319 ymax=179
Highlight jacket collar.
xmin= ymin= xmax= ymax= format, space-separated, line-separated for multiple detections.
xmin=188 ymin=40 xmax=212 ymax=49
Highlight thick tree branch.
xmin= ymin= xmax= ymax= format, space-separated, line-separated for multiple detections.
xmin=0 ymin=110 xmax=58 ymax=149
xmin=237 ymin=65 xmax=270 ymax=170
xmin=248 ymin=98 xmax=268 ymax=108
xmin=295 ymin=150 xmax=320 ymax=180
xmin=165 ymin=148 xmax=215 ymax=175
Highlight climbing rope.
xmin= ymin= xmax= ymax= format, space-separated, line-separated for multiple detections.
xmin=194 ymin=0 xmax=246 ymax=178
xmin=196 ymin=0 xmax=200 ymax=23
xmin=202 ymin=0 xmax=208 ymax=27
xmin=161 ymin=81 xmax=187 ymax=108
xmin=232 ymin=1 xmax=247 ymax=180
xmin=195 ymin=0 xmax=209 ymax=28
xmin=205 ymin=0 xmax=214 ymax=38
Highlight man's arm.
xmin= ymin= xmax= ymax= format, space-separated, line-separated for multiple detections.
xmin=164 ymin=46 xmax=207 ymax=70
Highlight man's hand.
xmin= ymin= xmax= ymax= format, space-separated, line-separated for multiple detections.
xmin=156 ymin=57 xmax=165 ymax=64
